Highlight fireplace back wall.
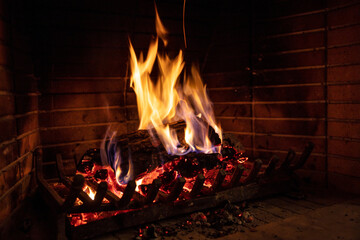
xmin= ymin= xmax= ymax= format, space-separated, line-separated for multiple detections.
xmin=0 ymin=0 xmax=40 ymax=223
xmin=1 ymin=0 xmax=360 ymax=224
xmin=35 ymin=0 xmax=220 ymax=178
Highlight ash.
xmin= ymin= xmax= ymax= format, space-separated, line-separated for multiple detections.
xmin=133 ymin=200 xmax=257 ymax=239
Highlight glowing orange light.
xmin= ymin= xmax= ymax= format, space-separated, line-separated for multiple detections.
xmin=129 ymin=4 xmax=222 ymax=156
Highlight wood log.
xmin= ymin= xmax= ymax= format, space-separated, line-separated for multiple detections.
xmin=106 ymin=121 xmax=221 ymax=178
xmin=115 ymin=121 xmax=187 ymax=143
xmin=106 ymin=121 xmax=187 ymax=177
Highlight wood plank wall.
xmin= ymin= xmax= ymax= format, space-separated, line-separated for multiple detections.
xmin=202 ymin=0 xmax=360 ymax=194
xmin=33 ymin=0 xmax=219 ymax=178
xmin=326 ymin=0 xmax=360 ymax=194
xmin=251 ymin=0 xmax=327 ymax=186
xmin=0 ymin=0 xmax=40 ymax=223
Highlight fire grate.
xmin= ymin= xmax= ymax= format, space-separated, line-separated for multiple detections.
xmin=35 ymin=141 xmax=314 ymax=239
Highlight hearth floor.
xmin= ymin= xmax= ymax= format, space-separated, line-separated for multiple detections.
xmin=95 ymin=188 xmax=360 ymax=240
xmin=1 ymin=188 xmax=359 ymax=240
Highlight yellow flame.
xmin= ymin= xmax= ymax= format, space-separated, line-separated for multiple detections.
xmin=129 ymin=7 xmax=222 ymax=155
xmin=114 ymin=148 xmax=133 ymax=186
xmin=84 ymin=186 xmax=96 ymax=200
xmin=155 ymin=4 xmax=168 ymax=46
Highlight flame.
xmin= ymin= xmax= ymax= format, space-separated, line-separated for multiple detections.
xmin=83 ymin=186 xmax=96 ymax=200
xmin=155 ymin=4 xmax=168 ymax=46
xmin=100 ymin=126 xmax=133 ymax=186
xmin=129 ymin=7 xmax=222 ymax=156
xmin=135 ymin=165 xmax=165 ymax=194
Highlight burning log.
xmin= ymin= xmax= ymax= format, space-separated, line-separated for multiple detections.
xmin=103 ymin=121 xmax=221 ymax=177
xmin=116 ymin=121 xmax=187 ymax=144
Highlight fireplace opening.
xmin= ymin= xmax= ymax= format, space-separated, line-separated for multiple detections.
xmin=0 ymin=0 xmax=360 ymax=239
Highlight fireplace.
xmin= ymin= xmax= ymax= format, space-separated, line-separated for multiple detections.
xmin=1 ymin=0 xmax=360 ymax=239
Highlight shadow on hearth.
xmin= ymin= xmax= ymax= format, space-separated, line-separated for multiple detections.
xmin=0 ymin=189 xmax=57 ymax=240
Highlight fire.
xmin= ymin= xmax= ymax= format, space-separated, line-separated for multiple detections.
xmin=100 ymin=127 xmax=133 ymax=187
xmin=129 ymin=5 xmax=222 ymax=156
xmin=67 ymin=5 xmax=248 ymax=228
xmin=83 ymin=186 xmax=95 ymax=200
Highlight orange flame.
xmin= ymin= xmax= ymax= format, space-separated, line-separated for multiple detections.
xmin=155 ymin=4 xmax=168 ymax=46
xmin=83 ymin=186 xmax=96 ymax=200
xmin=129 ymin=6 xmax=222 ymax=156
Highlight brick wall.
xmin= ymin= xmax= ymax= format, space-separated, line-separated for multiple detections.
xmin=0 ymin=0 xmax=40 ymax=223
xmin=202 ymin=0 xmax=360 ymax=194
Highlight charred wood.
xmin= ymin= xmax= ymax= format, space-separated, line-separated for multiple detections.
xmin=104 ymin=121 xmax=221 ymax=177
